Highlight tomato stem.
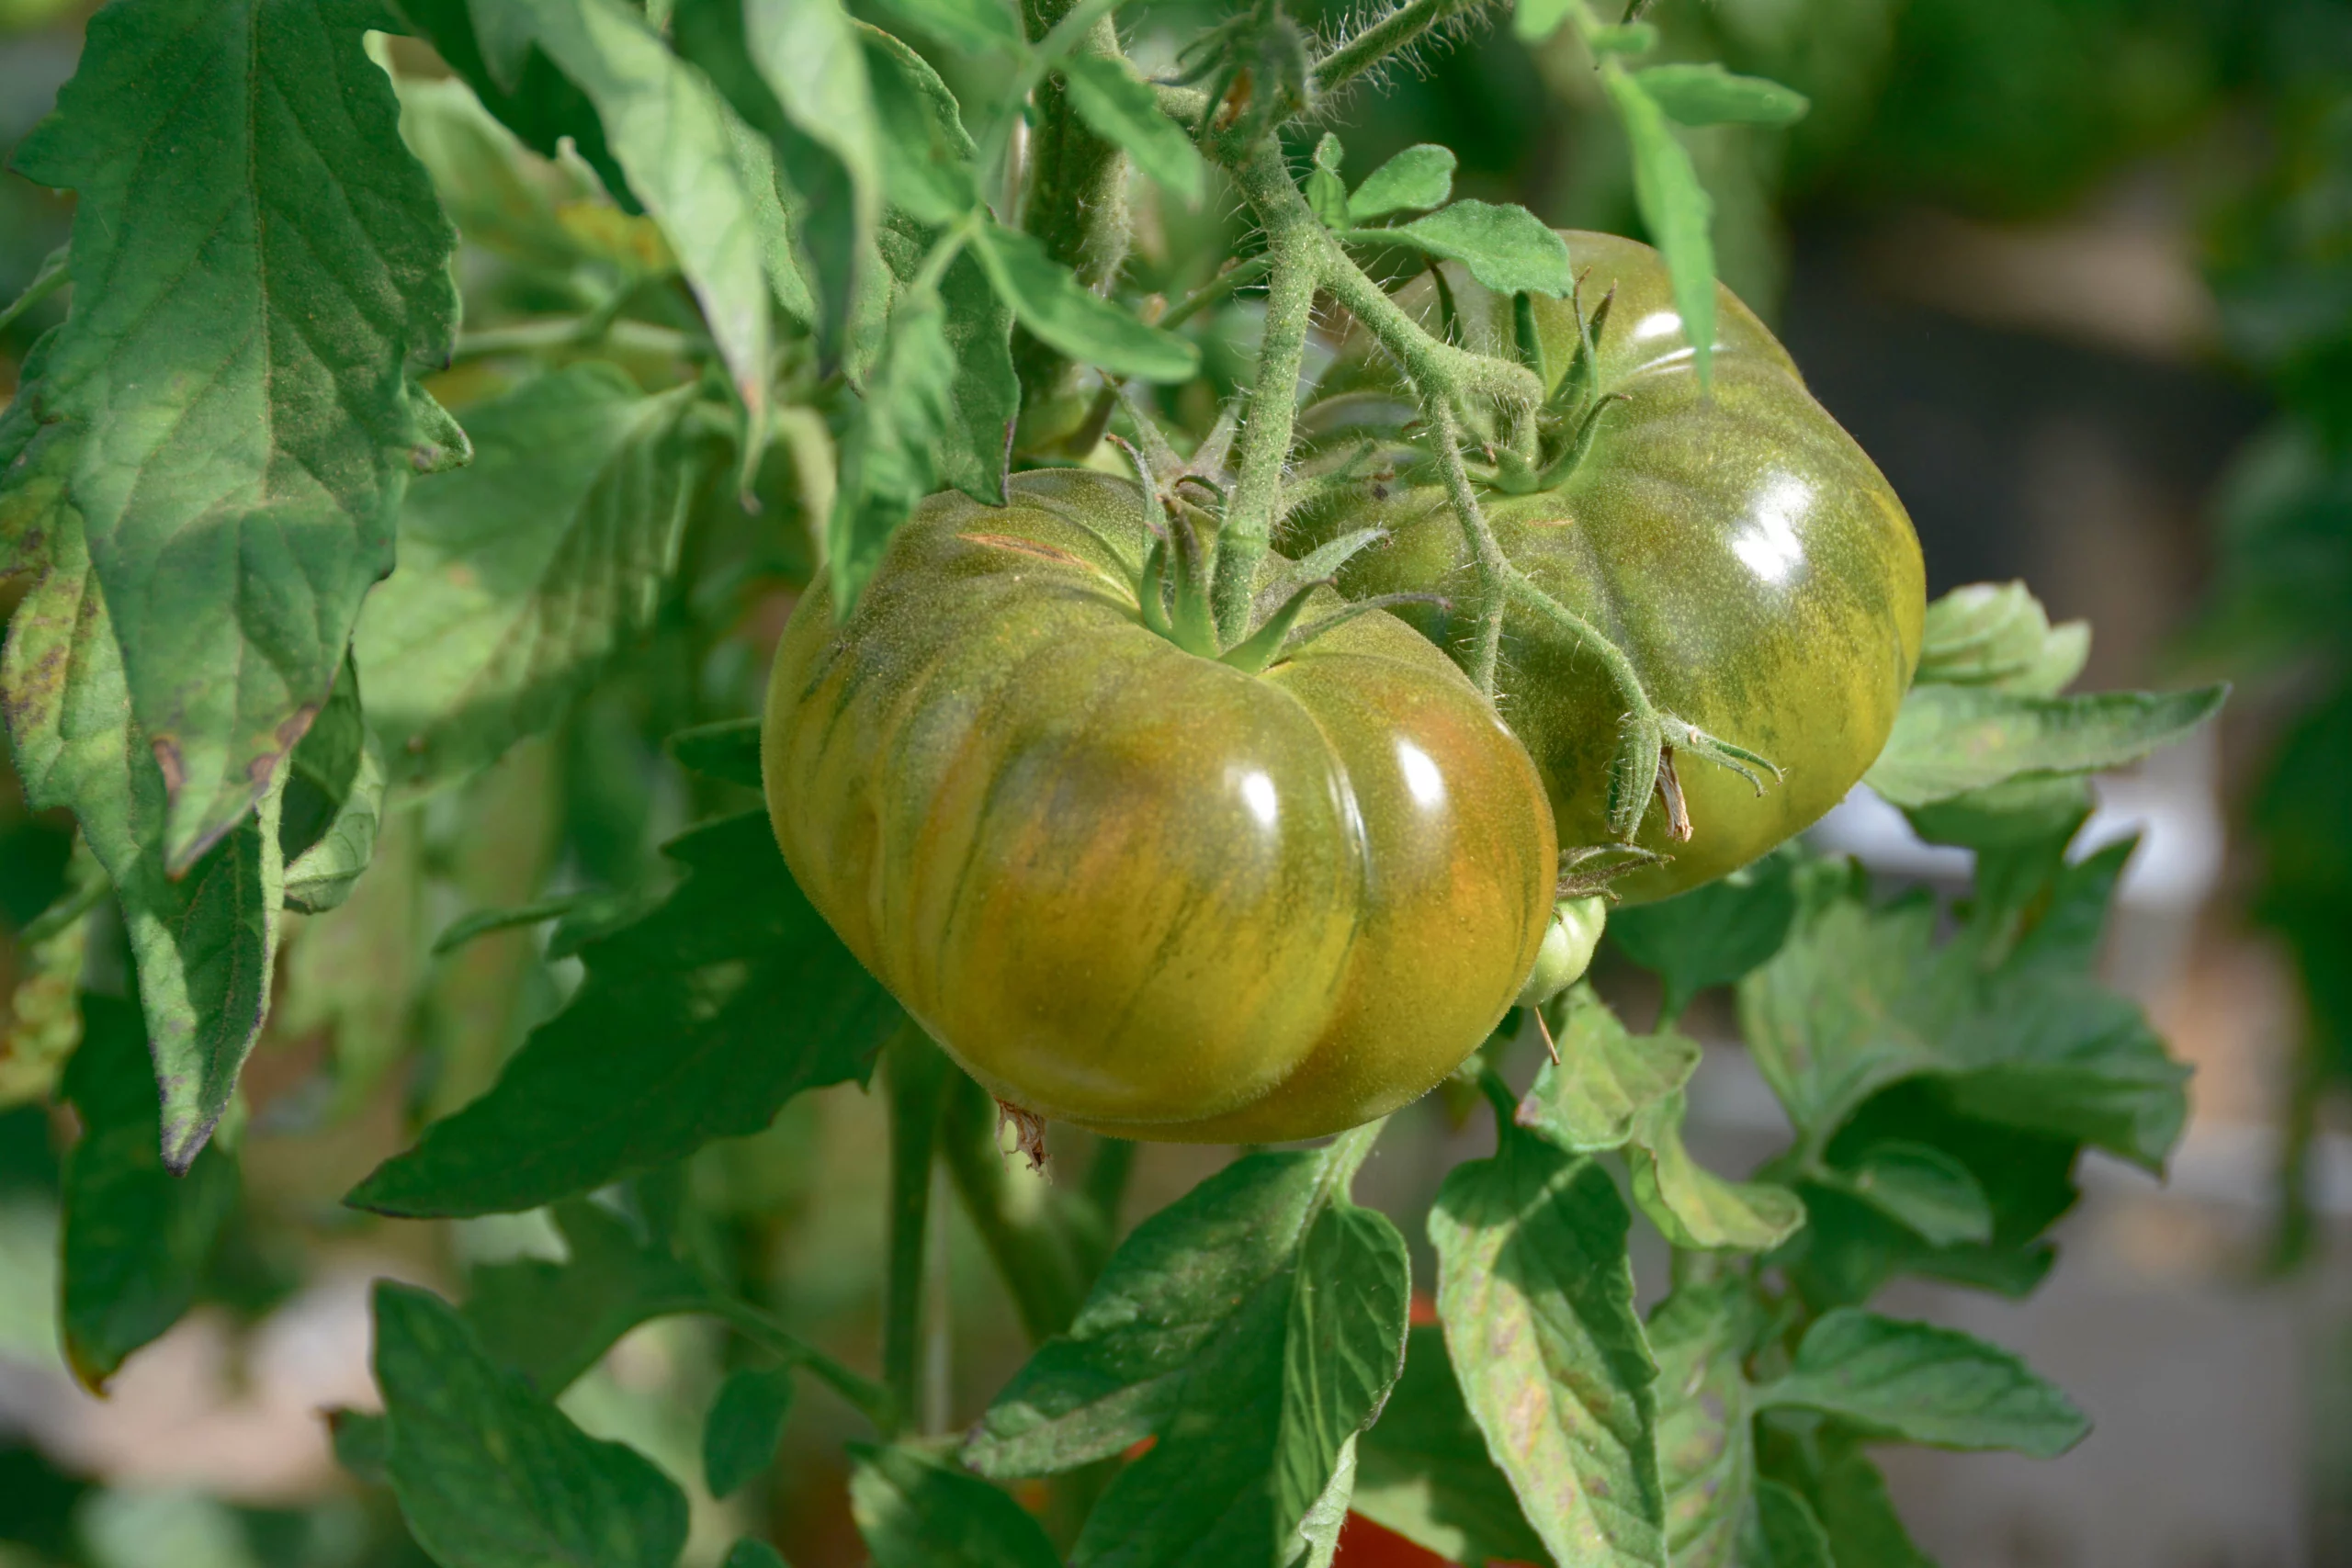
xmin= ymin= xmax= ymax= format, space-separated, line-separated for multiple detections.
xmin=1310 ymin=0 xmax=1496 ymax=100
xmin=882 ymin=1024 xmax=953 ymax=1430
xmin=1425 ymin=409 xmax=1511 ymax=697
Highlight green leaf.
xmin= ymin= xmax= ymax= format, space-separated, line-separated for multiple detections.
xmin=464 ymin=1200 xmax=711 ymax=1393
xmin=1755 ymin=1309 xmax=2089 ymax=1457
xmin=1348 ymin=145 xmax=1456 ymax=222
xmin=1069 ymin=1193 xmax=1408 ymax=1568
xmin=1824 ymin=1142 xmax=1994 ymax=1247
xmin=0 ymin=434 xmax=288 ymax=1167
xmin=829 ymin=292 xmax=958 ymax=612
xmin=1307 ymin=134 xmax=1351 ymax=231
xmin=1600 ymin=65 xmax=1716 ymax=389
xmin=724 ymin=1543 xmax=789 ymax=1568
xmin=57 ymin=995 xmax=238 ymax=1390
xmin=393 ymin=73 xmax=628 ymax=276
xmin=1627 ymin=1091 xmax=1804 ymax=1252
xmin=1062 ymin=53 xmax=1206 ymax=206
xmin=373 ymin=1280 xmax=689 ymax=1568
xmin=279 ymin=665 xmax=384 ymax=916
xmin=875 ymin=225 xmax=1018 ymax=508
xmin=1376 ymin=201 xmax=1575 ymax=299
xmin=1863 ymin=683 xmax=2228 ymax=808
xmin=666 ymin=718 xmax=764 ymax=788
xmin=851 ymin=1444 xmax=1060 ymax=1568
xmin=12 ymin=0 xmax=460 ymax=869
xmin=875 ymin=0 xmax=1023 ymax=55
xmin=1511 ymin=0 xmax=1575 ymax=43
xmin=1795 ymin=1436 xmax=1936 ymax=1568
xmin=506 ymin=0 xmax=805 ymax=401
xmin=1514 ymin=985 xmax=1700 ymax=1154
xmin=347 ymin=812 xmax=899 ymax=1216
xmin=1915 ymin=581 xmax=2088 ymax=694
xmin=1650 ymin=1284 xmax=1758 ymax=1568
xmin=970 ymin=221 xmax=1202 ymax=383
xmin=1939 ymin=976 xmax=2188 ymax=1172
xmin=0 ymin=245 xmax=67 ymax=336
xmin=1740 ymin=1481 xmax=1832 ymax=1568
xmin=967 ymin=1147 xmax=1348 ymax=1478
xmin=392 ymin=0 xmax=635 ymax=204
xmin=865 ymin=25 xmax=979 ymax=225
xmin=1430 ymin=1128 xmax=1664 ymax=1568
xmin=1629 ymin=64 xmax=1808 ymax=128
xmin=742 ymin=0 xmax=884 ymax=248
xmin=1609 ymin=849 xmax=1799 ymax=1021
xmin=355 ymin=366 xmax=706 ymax=787
xmin=1352 ymin=1326 xmax=1554 ymax=1568
xmin=329 ymin=1408 xmax=391 ymax=1486
xmin=705 ymin=1366 xmax=797 ymax=1497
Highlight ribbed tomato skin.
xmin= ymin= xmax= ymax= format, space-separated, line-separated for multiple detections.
xmin=763 ymin=470 xmax=1557 ymax=1141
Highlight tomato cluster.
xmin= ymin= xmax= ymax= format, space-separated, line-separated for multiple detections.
xmin=763 ymin=233 xmax=1923 ymax=1137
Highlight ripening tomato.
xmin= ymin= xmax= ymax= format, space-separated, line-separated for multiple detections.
xmin=762 ymin=469 xmax=1557 ymax=1142
xmin=1292 ymin=231 xmax=1926 ymax=901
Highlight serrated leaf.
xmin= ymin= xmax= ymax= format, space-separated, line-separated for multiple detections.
xmin=1601 ymin=65 xmax=1716 ymax=389
xmin=970 ymin=221 xmax=1202 ymax=383
xmin=1826 ymin=1142 xmax=1993 ymax=1247
xmin=1740 ymin=1481 xmax=1833 ymax=1568
xmin=851 ymin=1444 xmax=1060 ymax=1568
xmin=393 ymin=73 xmax=634 ymax=276
xmin=1650 ymin=1283 xmax=1758 ymax=1568
xmin=1515 ymin=986 xmax=1700 ymax=1154
xmin=1063 ymin=53 xmax=1206 ymax=206
xmin=1608 ymin=849 xmax=1799 ymax=1020
xmin=0 ymin=435 xmax=288 ymax=1167
xmin=57 ymin=994 xmax=238 ymax=1391
xmin=1755 ymin=1309 xmax=2089 ymax=1457
xmin=1430 ymin=1128 xmax=1664 ymax=1568
xmin=1352 ymin=1326 xmax=1554 ymax=1568
xmin=1274 ymin=1204 xmax=1411 ymax=1560
xmin=11 ymin=0 xmax=459 ymax=869
xmin=1864 ymin=683 xmax=2229 ymax=808
xmin=1380 ymin=201 xmax=1575 ymax=299
xmin=1348 ymin=145 xmax=1455 ymax=222
xmin=464 ymin=1200 xmax=712 ymax=1394
xmin=505 ymin=0 xmax=805 ymax=400
xmin=1627 ymin=1090 xmax=1804 ymax=1252
xmin=1630 ymin=64 xmax=1808 ymax=128
xmin=865 ymin=24 xmax=979 ymax=225
xmin=705 ymin=1366 xmax=797 ymax=1497
xmin=355 ymin=365 xmax=704 ymax=787
xmin=829 ymin=292 xmax=957 ymax=611
xmin=1939 ymin=976 xmax=2188 ymax=1172
xmin=347 ymin=812 xmax=899 ymax=1216
xmin=876 ymin=0 xmax=1023 ymax=54
xmin=394 ymin=0 xmax=636 ymax=202
xmin=1915 ymin=581 xmax=2088 ymax=694
xmin=279 ymin=663 xmax=382 ymax=915
xmin=373 ymin=1280 xmax=689 ymax=1568
xmin=743 ymin=0 xmax=883 ymax=247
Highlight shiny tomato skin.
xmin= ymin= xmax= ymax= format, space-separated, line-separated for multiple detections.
xmin=763 ymin=469 xmax=1557 ymax=1142
xmin=1295 ymin=231 xmax=1926 ymax=902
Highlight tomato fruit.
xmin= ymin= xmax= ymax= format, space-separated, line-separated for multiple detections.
xmin=762 ymin=469 xmax=1558 ymax=1142
xmin=1293 ymin=231 xmax=1926 ymax=901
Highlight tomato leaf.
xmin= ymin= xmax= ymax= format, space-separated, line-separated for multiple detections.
xmin=1740 ymin=1481 xmax=1834 ymax=1568
xmin=1352 ymin=1326 xmax=1554 ymax=1568
xmin=1629 ymin=64 xmax=1808 ymax=128
xmin=1821 ymin=1141 xmax=1995 ymax=1247
xmin=57 ymin=995 xmax=239 ymax=1391
xmin=666 ymin=718 xmax=765 ymax=789
xmin=851 ymin=1444 xmax=1062 ymax=1568
xmin=742 ymin=0 xmax=885 ymax=246
xmin=463 ymin=1200 xmax=712 ymax=1393
xmin=874 ymin=0 xmax=1024 ymax=56
xmin=498 ymin=0 xmax=808 ymax=403
xmin=1307 ymin=134 xmax=1351 ymax=230
xmin=830 ymin=292 xmax=959 ymax=612
xmin=10 ymin=0 xmax=459 ymax=871
xmin=705 ymin=1367 xmax=797 ymax=1497
xmin=1 ymin=428 xmax=288 ymax=1168
xmin=1600 ymin=66 xmax=1716 ymax=389
xmin=724 ymin=1543 xmax=788 ymax=1568
xmin=1376 ymin=201 xmax=1575 ymax=299
xmin=355 ymin=366 xmax=707 ymax=788
xmin=1514 ymin=986 xmax=1700 ymax=1155
xmin=347 ymin=812 xmax=899 ymax=1217
xmin=1626 ymin=1090 xmax=1804 ymax=1252
xmin=1347 ymin=145 xmax=1456 ymax=222
xmin=1429 ymin=1128 xmax=1665 ymax=1568
xmin=1792 ymin=1435 xmax=1937 ymax=1568
xmin=1649 ymin=1283 xmax=1758 ymax=1568
xmin=279 ymin=663 xmax=384 ymax=916
xmin=1865 ymin=682 xmax=2228 ymax=808
xmin=1916 ymin=581 xmax=2090 ymax=694
xmin=1607 ymin=847 xmax=1800 ymax=1020
xmin=970 ymin=221 xmax=1203 ymax=383
xmin=1754 ymin=1308 xmax=2089 ymax=1457
xmin=1062 ymin=53 xmax=1207 ymax=207
xmin=392 ymin=0 xmax=635 ymax=204
xmin=373 ymin=1280 xmax=690 ymax=1568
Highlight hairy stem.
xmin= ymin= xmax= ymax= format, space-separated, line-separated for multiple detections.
xmin=1424 ymin=408 xmax=1510 ymax=696
xmin=881 ymin=1024 xmax=951 ymax=1424
xmin=939 ymin=1071 xmax=1097 ymax=1343
xmin=710 ymin=1296 xmax=899 ymax=1433
xmin=1311 ymin=0 xmax=1492 ymax=99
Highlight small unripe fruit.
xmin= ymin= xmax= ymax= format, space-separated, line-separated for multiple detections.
xmin=1515 ymin=897 xmax=1607 ymax=1010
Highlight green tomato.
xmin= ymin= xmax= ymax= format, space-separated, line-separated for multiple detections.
xmin=1293 ymin=231 xmax=1926 ymax=902
xmin=763 ymin=469 xmax=1558 ymax=1142
xmin=1515 ymin=896 xmax=1607 ymax=1009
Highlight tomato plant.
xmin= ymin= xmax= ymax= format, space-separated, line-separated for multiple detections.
xmin=0 ymin=0 xmax=2241 ymax=1564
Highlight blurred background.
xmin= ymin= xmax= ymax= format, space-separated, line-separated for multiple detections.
xmin=2 ymin=0 xmax=2349 ymax=1564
